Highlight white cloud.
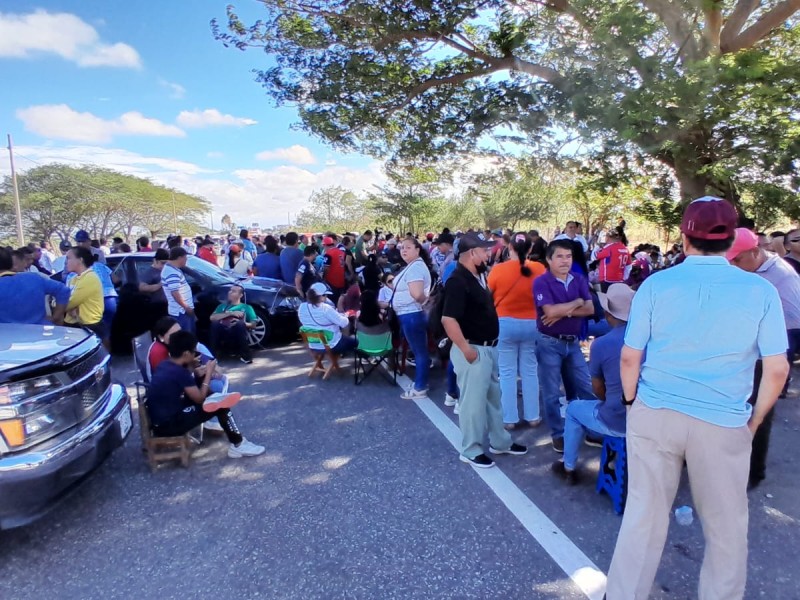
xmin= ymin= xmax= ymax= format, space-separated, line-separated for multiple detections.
xmin=0 ymin=9 xmax=141 ymax=69
xmin=159 ymin=79 xmax=186 ymax=99
xmin=176 ymin=109 xmax=257 ymax=128
xmin=256 ymin=145 xmax=317 ymax=166
xmin=206 ymin=151 xmax=224 ymax=159
xmin=16 ymin=104 xmax=186 ymax=143
xmin=1 ymin=144 xmax=385 ymax=228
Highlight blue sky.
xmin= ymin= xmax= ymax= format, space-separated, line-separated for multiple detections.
xmin=0 ymin=1 xmax=386 ymax=227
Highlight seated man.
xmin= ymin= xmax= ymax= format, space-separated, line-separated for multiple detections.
xmin=209 ymin=284 xmax=257 ymax=364
xmin=553 ymin=283 xmax=634 ymax=484
xmin=147 ymin=330 xmax=265 ymax=458
xmin=298 ymin=282 xmax=358 ymax=355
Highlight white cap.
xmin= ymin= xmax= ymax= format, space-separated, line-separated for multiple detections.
xmin=309 ymin=282 xmax=333 ymax=296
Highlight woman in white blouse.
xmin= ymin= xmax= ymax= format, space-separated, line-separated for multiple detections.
xmin=393 ymin=237 xmax=432 ymax=399
xmin=223 ymin=241 xmax=253 ymax=277
xmin=298 ymin=282 xmax=357 ymax=354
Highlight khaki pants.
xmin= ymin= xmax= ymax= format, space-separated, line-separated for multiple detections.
xmin=606 ymin=402 xmax=752 ymax=600
xmin=450 ymin=344 xmax=512 ymax=459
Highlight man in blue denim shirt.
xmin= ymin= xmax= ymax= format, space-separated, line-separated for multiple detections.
xmin=534 ymin=239 xmax=596 ymax=453
xmin=607 ymin=197 xmax=789 ymax=600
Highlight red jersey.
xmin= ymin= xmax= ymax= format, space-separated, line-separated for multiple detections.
xmin=323 ymin=247 xmax=346 ymax=289
xmin=596 ymin=242 xmax=630 ymax=282
xmin=197 ymin=246 xmax=218 ymax=266
xmin=147 ymin=340 xmax=169 ymax=376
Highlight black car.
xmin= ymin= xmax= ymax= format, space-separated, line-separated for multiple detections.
xmin=106 ymin=253 xmax=301 ymax=354
xmin=0 ymin=324 xmax=131 ymax=529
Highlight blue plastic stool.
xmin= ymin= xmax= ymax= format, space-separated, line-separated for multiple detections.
xmin=596 ymin=435 xmax=627 ymax=515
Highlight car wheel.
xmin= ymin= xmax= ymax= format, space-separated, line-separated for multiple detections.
xmin=248 ymin=309 xmax=271 ymax=347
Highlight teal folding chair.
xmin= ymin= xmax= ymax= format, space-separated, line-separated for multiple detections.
xmin=354 ymin=329 xmax=397 ymax=385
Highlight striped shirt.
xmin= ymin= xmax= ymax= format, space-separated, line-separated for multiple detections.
xmin=161 ymin=263 xmax=193 ymax=316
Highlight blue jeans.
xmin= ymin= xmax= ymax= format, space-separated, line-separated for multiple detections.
xmin=536 ymin=334 xmax=596 ymax=439
xmin=332 ymin=336 xmax=358 ymax=355
xmin=498 ymin=317 xmax=540 ymax=424
xmin=563 ymin=400 xmax=624 ymax=470
xmin=174 ymin=311 xmax=196 ymax=334
xmin=102 ymin=296 xmax=117 ymax=332
xmin=446 ymin=360 xmax=459 ymax=398
xmin=398 ymin=311 xmax=429 ymax=392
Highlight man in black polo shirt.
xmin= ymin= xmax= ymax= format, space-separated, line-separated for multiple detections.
xmin=442 ymin=233 xmax=528 ymax=468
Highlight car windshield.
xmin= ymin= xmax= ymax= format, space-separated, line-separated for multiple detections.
xmin=185 ymin=255 xmax=237 ymax=284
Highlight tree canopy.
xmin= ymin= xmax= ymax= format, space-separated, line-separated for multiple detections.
xmin=214 ymin=0 xmax=800 ymax=212
xmin=0 ymin=164 xmax=211 ymax=244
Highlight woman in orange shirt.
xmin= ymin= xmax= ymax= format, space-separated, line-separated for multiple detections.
xmin=487 ymin=233 xmax=547 ymax=429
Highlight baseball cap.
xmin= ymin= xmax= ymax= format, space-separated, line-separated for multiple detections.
xmin=322 ymin=236 xmax=335 ymax=246
xmin=75 ymin=230 xmax=90 ymax=242
xmin=725 ymin=227 xmax=759 ymax=261
xmin=59 ymin=240 xmax=72 ymax=252
xmin=457 ymin=232 xmax=496 ymax=253
xmin=426 ymin=232 xmax=434 ymax=241
xmin=309 ymin=282 xmax=333 ymax=296
xmin=386 ymin=238 xmax=398 ymax=246
xmin=680 ymin=196 xmax=738 ymax=240
xmin=598 ymin=283 xmax=635 ymax=322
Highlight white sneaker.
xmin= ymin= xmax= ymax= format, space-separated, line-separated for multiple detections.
xmin=453 ymin=401 xmax=460 ymax=415
xmin=228 ymin=438 xmax=265 ymax=458
xmin=401 ymin=387 xmax=429 ymax=400
xmin=204 ymin=417 xmax=224 ymax=432
xmin=444 ymin=393 xmax=457 ymax=407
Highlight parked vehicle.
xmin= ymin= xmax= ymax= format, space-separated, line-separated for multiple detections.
xmin=0 ymin=324 xmax=131 ymax=529
xmin=106 ymin=253 xmax=301 ymax=354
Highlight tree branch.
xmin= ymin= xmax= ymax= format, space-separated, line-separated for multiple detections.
xmin=721 ymin=0 xmax=800 ymax=53
xmin=720 ymin=0 xmax=760 ymax=49
xmin=703 ymin=0 xmax=724 ymax=53
xmin=641 ymin=0 xmax=700 ymax=61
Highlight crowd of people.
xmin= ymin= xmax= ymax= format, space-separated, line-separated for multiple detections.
xmin=0 ymin=201 xmax=798 ymax=598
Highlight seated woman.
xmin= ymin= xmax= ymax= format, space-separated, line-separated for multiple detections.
xmin=356 ymin=290 xmax=390 ymax=336
xmin=148 ymin=330 xmax=264 ymax=458
xmin=223 ymin=241 xmax=252 ymax=276
xmin=299 ymin=282 xmax=358 ymax=355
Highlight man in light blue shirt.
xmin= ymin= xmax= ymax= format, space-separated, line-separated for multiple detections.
xmin=607 ymin=197 xmax=789 ymax=600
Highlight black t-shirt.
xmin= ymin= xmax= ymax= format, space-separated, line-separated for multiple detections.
xmin=143 ymin=266 xmax=166 ymax=302
xmin=296 ymin=261 xmax=319 ymax=293
xmin=147 ymin=360 xmax=196 ymax=426
xmin=442 ymin=264 xmax=499 ymax=342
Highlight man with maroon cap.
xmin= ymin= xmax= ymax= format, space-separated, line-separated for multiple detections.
xmin=322 ymin=235 xmax=347 ymax=304
xmin=606 ymin=197 xmax=789 ymax=600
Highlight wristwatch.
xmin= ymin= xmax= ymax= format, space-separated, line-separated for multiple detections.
xmin=622 ymin=394 xmax=635 ymax=406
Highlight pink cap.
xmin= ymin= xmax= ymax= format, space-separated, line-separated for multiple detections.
xmin=680 ymin=196 xmax=738 ymax=240
xmin=726 ymin=227 xmax=759 ymax=261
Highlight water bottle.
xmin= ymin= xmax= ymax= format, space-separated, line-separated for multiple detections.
xmin=675 ymin=505 xmax=694 ymax=526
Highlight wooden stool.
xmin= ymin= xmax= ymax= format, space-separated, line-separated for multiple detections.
xmin=138 ymin=401 xmax=191 ymax=471
xmin=300 ymin=329 xmax=341 ymax=380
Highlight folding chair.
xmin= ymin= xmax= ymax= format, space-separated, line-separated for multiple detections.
xmin=354 ymin=330 xmax=397 ymax=385
xmin=299 ymin=326 xmax=341 ymax=380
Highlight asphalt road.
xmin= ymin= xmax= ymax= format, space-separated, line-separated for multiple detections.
xmin=1 ymin=344 xmax=798 ymax=600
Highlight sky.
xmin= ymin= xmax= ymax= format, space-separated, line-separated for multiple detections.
xmin=0 ymin=1 xmax=388 ymax=228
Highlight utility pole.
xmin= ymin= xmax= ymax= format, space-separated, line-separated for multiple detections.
xmin=287 ymin=211 xmax=291 ymax=228
xmin=7 ymin=134 xmax=24 ymax=246
xmin=171 ymin=192 xmax=178 ymax=234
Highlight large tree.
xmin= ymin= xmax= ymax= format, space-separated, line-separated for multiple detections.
xmin=213 ymin=0 xmax=800 ymax=208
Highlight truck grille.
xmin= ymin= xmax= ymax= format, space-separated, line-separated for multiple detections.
xmin=67 ymin=348 xmax=105 ymax=382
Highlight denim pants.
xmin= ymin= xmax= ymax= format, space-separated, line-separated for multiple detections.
xmin=210 ymin=320 xmax=252 ymax=360
xmin=498 ymin=317 xmax=540 ymax=424
xmin=446 ymin=360 xmax=459 ymax=398
xmin=450 ymin=344 xmax=511 ymax=459
xmin=563 ymin=400 xmax=624 ymax=470
xmin=398 ymin=311 xmax=429 ymax=392
xmin=536 ymin=334 xmax=596 ymax=439
xmin=173 ymin=311 xmax=196 ymax=334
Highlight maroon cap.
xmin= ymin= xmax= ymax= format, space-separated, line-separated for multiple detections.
xmin=680 ymin=196 xmax=738 ymax=240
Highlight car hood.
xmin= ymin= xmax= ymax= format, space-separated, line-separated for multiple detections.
xmin=0 ymin=325 xmax=93 ymax=371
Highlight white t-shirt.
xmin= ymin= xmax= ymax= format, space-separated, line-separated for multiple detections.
xmin=161 ymin=263 xmax=194 ymax=316
xmin=378 ymin=286 xmax=393 ymax=305
xmin=299 ymin=302 xmax=349 ymax=349
xmin=224 ymin=255 xmax=252 ymax=276
xmin=392 ymin=259 xmax=431 ymax=315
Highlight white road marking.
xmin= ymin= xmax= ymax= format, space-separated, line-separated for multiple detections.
xmin=395 ymin=372 xmax=607 ymax=600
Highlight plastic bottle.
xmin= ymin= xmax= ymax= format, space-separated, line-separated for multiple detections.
xmin=675 ymin=505 xmax=694 ymax=526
